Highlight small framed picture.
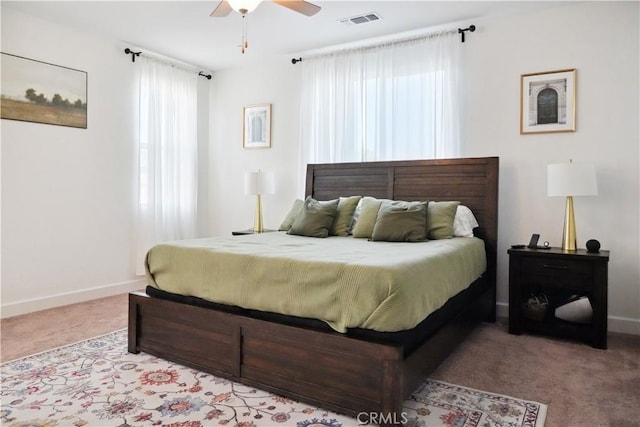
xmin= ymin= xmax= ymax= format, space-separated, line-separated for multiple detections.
xmin=520 ymin=69 xmax=576 ymax=134
xmin=243 ymin=103 xmax=271 ymax=149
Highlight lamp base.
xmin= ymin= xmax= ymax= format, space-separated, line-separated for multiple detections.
xmin=562 ymin=196 xmax=577 ymax=251
xmin=253 ymin=194 xmax=264 ymax=233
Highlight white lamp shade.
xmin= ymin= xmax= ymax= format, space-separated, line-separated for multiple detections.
xmin=244 ymin=170 xmax=275 ymax=196
xmin=547 ymin=162 xmax=598 ymax=197
xmin=228 ymin=0 xmax=263 ymax=13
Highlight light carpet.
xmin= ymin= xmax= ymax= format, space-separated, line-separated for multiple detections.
xmin=1 ymin=330 xmax=546 ymax=427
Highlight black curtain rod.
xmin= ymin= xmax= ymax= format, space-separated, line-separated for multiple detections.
xmin=124 ymin=48 xmax=141 ymax=62
xmin=458 ymin=25 xmax=476 ymax=43
xmin=123 ymin=48 xmax=211 ymax=79
xmin=291 ymin=25 xmax=476 ymax=64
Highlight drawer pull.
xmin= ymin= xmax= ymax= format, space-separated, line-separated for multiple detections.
xmin=543 ymin=264 xmax=568 ymax=270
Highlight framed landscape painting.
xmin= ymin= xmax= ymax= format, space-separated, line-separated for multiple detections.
xmin=1 ymin=53 xmax=87 ymax=129
xmin=520 ymin=68 xmax=576 ymax=134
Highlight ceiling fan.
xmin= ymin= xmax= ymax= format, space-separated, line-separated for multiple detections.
xmin=210 ymin=0 xmax=321 ymax=18
xmin=210 ymin=0 xmax=321 ymax=53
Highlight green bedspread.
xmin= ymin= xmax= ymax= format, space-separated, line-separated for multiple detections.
xmin=145 ymin=232 xmax=486 ymax=333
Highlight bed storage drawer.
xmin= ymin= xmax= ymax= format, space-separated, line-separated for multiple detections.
xmin=239 ymin=318 xmax=404 ymax=416
xmin=129 ymin=292 xmax=241 ymax=378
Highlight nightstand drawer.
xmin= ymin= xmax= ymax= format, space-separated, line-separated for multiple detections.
xmin=521 ymin=257 xmax=592 ymax=290
xmin=521 ymin=257 xmax=591 ymax=276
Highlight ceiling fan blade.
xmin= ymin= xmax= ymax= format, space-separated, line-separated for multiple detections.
xmin=210 ymin=0 xmax=233 ymax=17
xmin=272 ymin=0 xmax=321 ymax=16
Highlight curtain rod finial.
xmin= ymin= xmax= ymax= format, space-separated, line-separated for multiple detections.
xmin=124 ymin=47 xmax=141 ymax=62
xmin=458 ymin=25 xmax=476 ymax=43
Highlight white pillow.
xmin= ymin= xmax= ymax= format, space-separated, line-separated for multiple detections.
xmin=350 ymin=197 xmax=392 ymax=238
xmin=453 ymin=205 xmax=479 ymax=237
xmin=350 ymin=197 xmax=365 ymax=232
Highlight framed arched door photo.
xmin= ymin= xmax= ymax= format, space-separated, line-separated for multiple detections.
xmin=520 ymin=69 xmax=576 ymax=134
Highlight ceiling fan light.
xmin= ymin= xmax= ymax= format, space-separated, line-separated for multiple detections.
xmin=228 ymin=0 xmax=263 ymax=14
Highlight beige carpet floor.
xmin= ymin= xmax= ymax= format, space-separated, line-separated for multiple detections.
xmin=1 ymin=294 xmax=639 ymax=426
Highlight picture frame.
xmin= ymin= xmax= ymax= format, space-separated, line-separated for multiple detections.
xmin=242 ymin=104 xmax=271 ymax=149
xmin=520 ymin=68 xmax=576 ymax=134
xmin=1 ymin=52 xmax=87 ymax=129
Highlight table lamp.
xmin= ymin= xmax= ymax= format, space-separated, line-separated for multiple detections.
xmin=244 ymin=169 xmax=275 ymax=233
xmin=547 ymin=160 xmax=598 ymax=251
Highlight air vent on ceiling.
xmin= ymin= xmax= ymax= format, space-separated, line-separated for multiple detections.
xmin=339 ymin=12 xmax=382 ymax=26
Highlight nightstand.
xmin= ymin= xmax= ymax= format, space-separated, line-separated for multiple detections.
xmin=231 ymin=229 xmax=276 ymax=236
xmin=508 ymin=247 xmax=610 ymax=349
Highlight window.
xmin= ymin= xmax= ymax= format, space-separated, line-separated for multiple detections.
xmin=299 ymin=30 xmax=461 ymax=171
xmin=135 ymin=56 xmax=198 ymax=274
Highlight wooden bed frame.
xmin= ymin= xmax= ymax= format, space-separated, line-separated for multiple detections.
xmin=128 ymin=157 xmax=499 ymax=425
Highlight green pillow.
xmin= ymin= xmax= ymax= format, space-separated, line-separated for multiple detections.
xmin=426 ymin=201 xmax=460 ymax=239
xmin=279 ymin=199 xmax=304 ymax=231
xmin=352 ymin=197 xmax=389 ymax=238
xmin=330 ymin=196 xmax=362 ymax=236
xmin=287 ymin=197 xmax=339 ymax=238
xmin=371 ymin=201 xmax=428 ymax=242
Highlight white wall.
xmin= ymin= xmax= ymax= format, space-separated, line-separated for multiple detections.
xmin=1 ymin=7 xmax=142 ymax=316
xmin=1 ymin=7 xmax=211 ymax=316
xmin=209 ymin=1 xmax=639 ymax=333
xmin=462 ymin=1 xmax=639 ymax=334
xmin=209 ymin=56 xmax=302 ymax=236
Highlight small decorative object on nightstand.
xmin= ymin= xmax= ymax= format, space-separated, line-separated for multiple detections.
xmin=586 ymin=239 xmax=601 ymax=253
xmin=508 ymin=246 xmax=609 ymax=349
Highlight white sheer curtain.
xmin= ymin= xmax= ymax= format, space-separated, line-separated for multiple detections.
xmin=135 ymin=56 xmax=198 ymax=274
xmin=299 ymin=30 xmax=461 ymax=173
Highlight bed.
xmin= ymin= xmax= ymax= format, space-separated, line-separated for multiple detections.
xmin=128 ymin=156 xmax=499 ymax=425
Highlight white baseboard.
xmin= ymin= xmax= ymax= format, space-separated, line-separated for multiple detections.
xmin=496 ymin=301 xmax=509 ymax=320
xmin=608 ymin=316 xmax=640 ymax=335
xmin=495 ymin=302 xmax=640 ymax=335
xmin=1 ymin=279 xmax=145 ymax=319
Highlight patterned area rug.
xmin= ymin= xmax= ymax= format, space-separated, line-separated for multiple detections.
xmin=1 ymin=330 xmax=546 ymax=427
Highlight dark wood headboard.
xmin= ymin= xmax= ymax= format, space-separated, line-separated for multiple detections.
xmin=305 ymin=157 xmax=499 ymax=289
